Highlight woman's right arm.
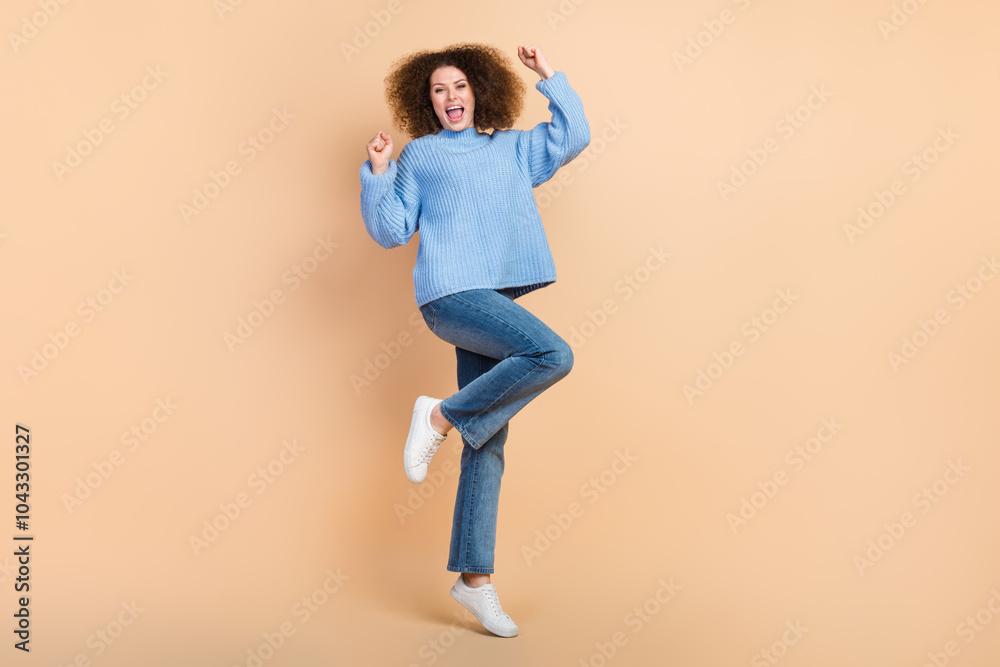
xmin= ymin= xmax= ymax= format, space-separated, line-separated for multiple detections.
xmin=359 ymin=131 xmax=420 ymax=248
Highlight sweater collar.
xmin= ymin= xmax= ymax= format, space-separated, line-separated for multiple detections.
xmin=434 ymin=126 xmax=488 ymax=143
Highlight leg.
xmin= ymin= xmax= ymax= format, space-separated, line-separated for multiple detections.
xmin=447 ymin=344 xmax=508 ymax=577
xmin=421 ymin=289 xmax=574 ymax=450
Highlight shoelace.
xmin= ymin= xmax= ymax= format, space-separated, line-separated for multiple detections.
xmin=481 ymin=587 xmax=510 ymax=620
xmin=418 ymin=431 xmax=446 ymax=464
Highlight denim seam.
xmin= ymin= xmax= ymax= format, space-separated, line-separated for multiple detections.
xmin=458 ymin=447 xmax=479 ymax=570
xmin=420 ymin=304 xmax=435 ymax=331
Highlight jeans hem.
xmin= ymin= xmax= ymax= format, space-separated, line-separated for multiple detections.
xmin=438 ymin=402 xmax=483 ymax=450
xmin=447 ymin=565 xmax=495 ymax=574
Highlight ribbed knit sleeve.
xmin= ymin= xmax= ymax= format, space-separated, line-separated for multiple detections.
xmin=358 ymin=148 xmax=421 ymax=249
xmin=517 ymin=70 xmax=591 ymax=188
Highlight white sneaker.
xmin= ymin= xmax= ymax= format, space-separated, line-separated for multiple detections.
xmin=450 ymin=574 xmax=519 ymax=638
xmin=403 ymin=396 xmax=447 ymax=484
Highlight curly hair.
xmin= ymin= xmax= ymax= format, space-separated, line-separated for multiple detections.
xmin=384 ymin=42 xmax=527 ymax=139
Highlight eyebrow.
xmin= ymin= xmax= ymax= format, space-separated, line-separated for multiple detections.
xmin=432 ymin=79 xmax=467 ymax=88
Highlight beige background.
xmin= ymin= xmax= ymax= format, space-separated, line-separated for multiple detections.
xmin=3 ymin=0 xmax=1000 ymax=665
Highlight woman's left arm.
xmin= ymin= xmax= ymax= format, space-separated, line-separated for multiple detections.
xmin=516 ymin=45 xmax=591 ymax=187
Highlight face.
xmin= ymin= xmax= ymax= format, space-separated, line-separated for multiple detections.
xmin=429 ymin=66 xmax=475 ymax=132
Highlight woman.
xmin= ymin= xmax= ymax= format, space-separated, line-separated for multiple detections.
xmin=359 ymin=42 xmax=590 ymax=637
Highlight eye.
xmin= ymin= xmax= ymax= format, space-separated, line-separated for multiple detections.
xmin=457 ymin=84 xmax=466 ymax=89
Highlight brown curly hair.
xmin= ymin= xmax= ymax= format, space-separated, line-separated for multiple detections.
xmin=384 ymin=42 xmax=527 ymax=139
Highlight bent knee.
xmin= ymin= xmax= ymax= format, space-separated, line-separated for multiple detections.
xmin=540 ymin=339 xmax=574 ymax=379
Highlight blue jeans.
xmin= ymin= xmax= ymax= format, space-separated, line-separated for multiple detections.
xmin=418 ymin=287 xmax=574 ymax=573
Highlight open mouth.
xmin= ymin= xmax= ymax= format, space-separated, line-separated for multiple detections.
xmin=446 ymin=105 xmax=464 ymax=121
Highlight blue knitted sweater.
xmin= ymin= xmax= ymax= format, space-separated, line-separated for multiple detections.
xmin=359 ymin=70 xmax=590 ymax=307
